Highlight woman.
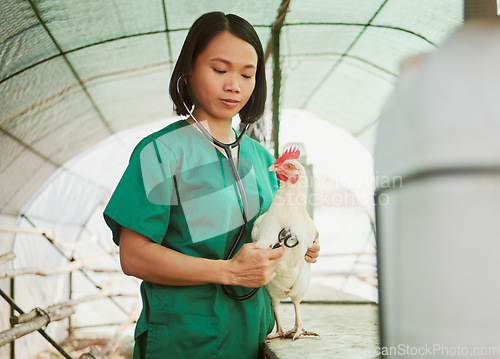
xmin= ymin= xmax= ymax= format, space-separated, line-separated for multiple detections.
xmin=104 ymin=12 xmax=319 ymax=358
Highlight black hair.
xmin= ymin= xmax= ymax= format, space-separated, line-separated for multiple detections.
xmin=169 ymin=12 xmax=266 ymax=124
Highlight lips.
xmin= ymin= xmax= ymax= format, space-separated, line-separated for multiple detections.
xmin=220 ymin=98 xmax=240 ymax=108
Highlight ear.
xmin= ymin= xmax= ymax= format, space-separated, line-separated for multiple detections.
xmin=290 ymin=175 xmax=299 ymax=184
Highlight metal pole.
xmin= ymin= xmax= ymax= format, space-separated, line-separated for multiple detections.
xmin=68 ymin=270 xmax=73 ymax=337
xmin=272 ymin=24 xmax=282 ymax=159
xmin=270 ymin=0 xmax=291 ymax=158
xmin=9 ymin=278 xmax=15 ymax=359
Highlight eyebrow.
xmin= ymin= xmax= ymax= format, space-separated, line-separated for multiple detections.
xmin=210 ymin=57 xmax=256 ymax=69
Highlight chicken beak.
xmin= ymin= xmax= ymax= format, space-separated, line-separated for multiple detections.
xmin=269 ymin=163 xmax=288 ymax=182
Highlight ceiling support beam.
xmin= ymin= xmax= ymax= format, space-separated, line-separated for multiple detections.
xmin=270 ymin=0 xmax=291 ymax=158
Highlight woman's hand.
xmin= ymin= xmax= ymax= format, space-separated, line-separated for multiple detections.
xmin=305 ymin=232 xmax=320 ymax=263
xmin=225 ymin=243 xmax=284 ymax=288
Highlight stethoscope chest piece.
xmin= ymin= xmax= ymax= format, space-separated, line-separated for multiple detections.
xmin=274 ymin=228 xmax=299 ymax=249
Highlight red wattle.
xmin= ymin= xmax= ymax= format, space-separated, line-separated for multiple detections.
xmin=277 ymin=173 xmax=288 ymax=182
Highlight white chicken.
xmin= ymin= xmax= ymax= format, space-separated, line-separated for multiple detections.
xmin=252 ymin=147 xmax=319 ymax=340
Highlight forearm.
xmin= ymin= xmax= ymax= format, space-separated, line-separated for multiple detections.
xmin=119 ymin=227 xmax=230 ymax=286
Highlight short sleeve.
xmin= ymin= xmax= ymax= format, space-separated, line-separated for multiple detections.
xmin=103 ymin=136 xmax=177 ymax=245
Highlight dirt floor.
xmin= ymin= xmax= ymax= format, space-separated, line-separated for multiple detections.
xmin=35 ymin=336 xmax=133 ymax=359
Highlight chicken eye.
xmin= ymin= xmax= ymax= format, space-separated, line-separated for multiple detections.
xmin=286 ymin=164 xmax=293 ymax=169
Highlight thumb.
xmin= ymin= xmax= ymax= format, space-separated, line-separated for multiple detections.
xmin=268 ymin=246 xmax=284 ymax=260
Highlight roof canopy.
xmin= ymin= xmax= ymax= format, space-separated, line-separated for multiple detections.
xmin=0 ymin=0 xmax=463 ymax=216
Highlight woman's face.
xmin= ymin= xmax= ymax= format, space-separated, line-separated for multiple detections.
xmin=189 ymin=30 xmax=258 ymax=123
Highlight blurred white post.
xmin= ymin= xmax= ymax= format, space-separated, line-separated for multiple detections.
xmin=375 ymin=18 xmax=500 ymax=357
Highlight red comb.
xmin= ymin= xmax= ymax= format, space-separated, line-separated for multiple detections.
xmin=275 ymin=146 xmax=300 ymax=165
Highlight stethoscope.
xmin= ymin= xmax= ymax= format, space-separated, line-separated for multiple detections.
xmin=274 ymin=228 xmax=299 ymax=249
xmin=176 ymin=76 xmax=298 ymax=301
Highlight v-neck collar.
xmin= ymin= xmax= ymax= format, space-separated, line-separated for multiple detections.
xmin=183 ymin=119 xmax=246 ymax=168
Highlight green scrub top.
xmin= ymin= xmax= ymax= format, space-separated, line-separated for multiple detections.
xmin=104 ymin=119 xmax=278 ymax=359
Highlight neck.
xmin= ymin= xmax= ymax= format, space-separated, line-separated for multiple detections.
xmin=189 ymin=111 xmax=235 ymax=144
xmin=274 ymin=171 xmax=309 ymax=208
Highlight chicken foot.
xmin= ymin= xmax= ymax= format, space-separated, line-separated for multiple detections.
xmin=267 ymin=301 xmax=319 ymax=340
xmin=284 ymin=301 xmax=320 ymax=341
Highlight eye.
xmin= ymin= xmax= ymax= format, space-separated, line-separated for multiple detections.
xmin=213 ymin=68 xmax=226 ymax=74
xmin=242 ymin=74 xmax=254 ymax=79
xmin=286 ymin=164 xmax=293 ymax=169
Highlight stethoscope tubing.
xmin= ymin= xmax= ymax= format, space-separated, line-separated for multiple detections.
xmin=177 ymin=76 xmax=259 ymax=300
xmin=193 ymin=121 xmax=259 ymax=301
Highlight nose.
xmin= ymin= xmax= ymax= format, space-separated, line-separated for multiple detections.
xmin=224 ymin=74 xmax=240 ymax=93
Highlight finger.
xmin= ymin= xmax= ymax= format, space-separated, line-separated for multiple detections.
xmin=309 ymin=242 xmax=320 ymax=252
xmin=306 ymin=249 xmax=319 ymax=259
xmin=305 ymin=251 xmax=319 ymax=260
xmin=304 ymin=254 xmax=317 ymax=264
xmin=307 ymin=244 xmax=320 ymax=254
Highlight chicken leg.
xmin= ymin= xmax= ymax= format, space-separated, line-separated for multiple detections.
xmin=284 ymin=301 xmax=320 ymax=341
xmin=266 ymin=300 xmax=287 ymax=339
